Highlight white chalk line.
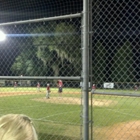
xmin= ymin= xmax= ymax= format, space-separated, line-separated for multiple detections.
xmin=36 ymin=110 xmax=81 ymax=121
xmin=32 ymin=110 xmax=82 ymax=125
xmin=105 ymin=108 xmax=140 ymax=118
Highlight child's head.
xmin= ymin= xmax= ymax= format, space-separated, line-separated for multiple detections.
xmin=47 ymin=84 xmax=50 ymax=86
xmin=0 ymin=114 xmax=38 ymax=140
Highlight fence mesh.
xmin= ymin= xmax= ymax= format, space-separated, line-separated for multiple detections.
xmin=0 ymin=19 xmax=81 ymax=77
xmin=0 ymin=16 xmax=83 ymax=140
xmin=0 ymin=0 xmax=82 ymax=23
xmin=92 ymin=1 xmax=140 ymax=140
xmin=0 ymin=0 xmax=140 ymax=140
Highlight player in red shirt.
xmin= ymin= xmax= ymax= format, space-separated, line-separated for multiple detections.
xmin=91 ymin=84 xmax=96 ymax=94
xmin=57 ymin=80 xmax=63 ymax=97
xmin=46 ymin=84 xmax=51 ymax=99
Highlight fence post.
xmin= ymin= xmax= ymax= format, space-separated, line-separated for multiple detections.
xmin=82 ymin=0 xmax=89 ymax=139
xmin=89 ymin=0 xmax=93 ymax=139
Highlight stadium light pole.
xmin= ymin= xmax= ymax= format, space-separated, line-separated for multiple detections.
xmin=0 ymin=30 xmax=6 ymax=41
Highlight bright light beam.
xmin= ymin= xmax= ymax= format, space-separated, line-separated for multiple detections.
xmin=0 ymin=30 xmax=6 ymax=41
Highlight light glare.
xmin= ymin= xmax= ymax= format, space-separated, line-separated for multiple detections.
xmin=0 ymin=30 xmax=6 ymax=41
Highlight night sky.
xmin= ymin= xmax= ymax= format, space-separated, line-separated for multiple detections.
xmin=0 ymin=0 xmax=139 ymax=79
xmin=0 ymin=0 xmax=83 ymax=75
xmin=91 ymin=1 xmax=140 ymax=81
xmin=0 ymin=0 xmax=83 ymax=23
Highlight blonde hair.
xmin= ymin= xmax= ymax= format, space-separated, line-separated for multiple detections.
xmin=0 ymin=114 xmax=38 ymax=140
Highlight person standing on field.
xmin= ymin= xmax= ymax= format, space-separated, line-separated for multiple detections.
xmin=91 ymin=84 xmax=96 ymax=94
xmin=46 ymin=84 xmax=51 ymax=99
xmin=37 ymin=82 xmax=41 ymax=92
xmin=57 ymin=80 xmax=63 ymax=97
xmin=134 ymin=85 xmax=138 ymax=91
xmin=14 ymin=82 xmax=17 ymax=90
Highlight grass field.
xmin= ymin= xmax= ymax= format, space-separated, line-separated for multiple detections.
xmin=0 ymin=87 xmax=82 ymax=140
xmin=0 ymin=87 xmax=140 ymax=140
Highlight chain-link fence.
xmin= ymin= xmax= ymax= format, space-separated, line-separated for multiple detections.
xmin=0 ymin=15 xmax=84 ymax=139
xmin=92 ymin=1 xmax=140 ymax=140
xmin=0 ymin=0 xmax=139 ymax=140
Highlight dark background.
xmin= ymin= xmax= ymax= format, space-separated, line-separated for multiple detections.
xmin=0 ymin=0 xmax=139 ymax=81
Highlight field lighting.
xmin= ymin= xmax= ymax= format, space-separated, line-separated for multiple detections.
xmin=0 ymin=30 xmax=6 ymax=41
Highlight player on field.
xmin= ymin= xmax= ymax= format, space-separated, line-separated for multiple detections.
xmin=134 ymin=85 xmax=138 ymax=91
xmin=57 ymin=80 xmax=63 ymax=97
xmin=91 ymin=84 xmax=96 ymax=94
xmin=46 ymin=84 xmax=51 ymax=99
xmin=14 ymin=82 xmax=17 ymax=90
xmin=37 ymin=82 xmax=41 ymax=92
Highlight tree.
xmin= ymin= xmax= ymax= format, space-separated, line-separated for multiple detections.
xmin=11 ymin=52 xmax=35 ymax=76
xmin=11 ymin=22 xmax=81 ymax=76
xmin=111 ymin=41 xmax=135 ymax=82
xmin=53 ymin=22 xmax=81 ymax=76
xmin=32 ymin=22 xmax=60 ymax=76
xmin=11 ymin=46 xmax=46 ymax=76
xmin=32 ymin=22 xmax=81 ymax=76
xmin=92 ymin=41 xmax=107 ymax=83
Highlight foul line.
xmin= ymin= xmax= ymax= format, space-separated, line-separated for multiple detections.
xmin=106 ymin=108 xmax=140 ymax=118
xmin=34 ymin=110 xmax=81 ymax=121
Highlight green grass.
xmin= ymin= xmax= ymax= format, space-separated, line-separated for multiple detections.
xmin=0 ymin=88 xmax=140 ymax=139
xmin=0 ymin=87 xmax=81 ymax=92
xmin=93 ymin=95 xmax=140 ymax=126
xmin=96 ymin=89 xmax=140 ymax=94
xmin=0 ymin=91 xmax=82 ymax=140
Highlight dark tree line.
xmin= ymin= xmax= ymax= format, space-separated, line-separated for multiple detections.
xmin=10 ymin=22 xmax=81 ymax=77
xmin=92 ymin=41 xmax=137 ymax=84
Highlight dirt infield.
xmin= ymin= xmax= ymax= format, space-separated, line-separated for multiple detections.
xmin=97 ymin=121 xmax=140 ymax=140
xmin=0 ymin=91 xmax=38 ymax=97
xmin=33 ymin=97 xmax=140 ymax=139
xmin=32 ymin=97 xmax=117 ymax=106
xmin=1 ymin=92 xmax=139 ymax=139
xmin=0 ymin=92 xmax=117 ymax=106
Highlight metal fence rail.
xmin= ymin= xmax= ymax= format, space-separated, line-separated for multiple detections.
xmin=91 ymin=1 xmax=140 ymax=140
xmin=0 ymin=0 xmax=139 ymax=140
xmin=0 ymin=13 xmax=85 ymax=140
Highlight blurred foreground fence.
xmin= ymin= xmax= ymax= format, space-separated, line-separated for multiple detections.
xmin=91 ymin=1 xmax=140 ymax=140
xmin=0 ymin=0 xmax=140 ymax=140
xmin=0 ymin=12 xmax=85 ymax=140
